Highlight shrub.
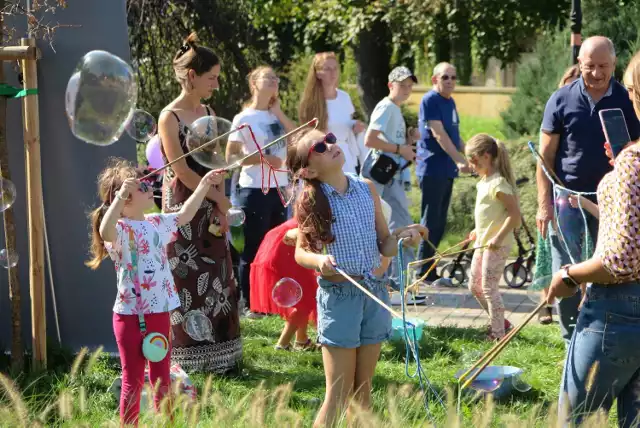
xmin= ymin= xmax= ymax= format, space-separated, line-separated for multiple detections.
xmin=500 ymin=30 xmax=572 ymax=139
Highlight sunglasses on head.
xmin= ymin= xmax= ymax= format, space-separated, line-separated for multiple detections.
xmin=307 ymin=133 xmax=337 ymax=159
xmin=139 ymin=181 xmax=152 ymax=193
xmin=441 ymin=75 xmax=457 ymax=81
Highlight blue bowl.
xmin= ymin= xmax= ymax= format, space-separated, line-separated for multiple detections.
xmin=455 ymin=365 xmax=530 ymax=399
xmin=390 ymin=318 xmax=425 ymax=342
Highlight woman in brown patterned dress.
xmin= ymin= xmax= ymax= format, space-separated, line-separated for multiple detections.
xmin=157 ymin=32 xmax=242 ymax=373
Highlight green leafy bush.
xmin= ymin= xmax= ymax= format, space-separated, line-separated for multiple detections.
xmin=500 ymin=30 xmax=572 ymax=139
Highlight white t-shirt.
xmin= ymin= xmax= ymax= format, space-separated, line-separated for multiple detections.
xmin=229 ymin=109 xmax=288 ymax=189
xmin=104 ymin=213 xmax=181 ymax=315
xmin=327 ymin=89 xmax=358 ymax=174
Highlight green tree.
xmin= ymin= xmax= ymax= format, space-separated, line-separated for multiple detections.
xmin=582 ymin=0 xmax=640 ymax=79
xmin=500 ymin=30 xmax=572 ymax=138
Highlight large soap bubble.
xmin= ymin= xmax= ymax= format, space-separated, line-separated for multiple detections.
xmin=65 ymin=72 xmax=80 ymax=121
xmin=185 ymin=116 xmax=235 ymax=170
xmin=66 ymin=50 xmax=138 ymax=146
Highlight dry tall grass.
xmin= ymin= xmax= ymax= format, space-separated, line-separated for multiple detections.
xmin=0 ymin=348 xmax=630 ymax=427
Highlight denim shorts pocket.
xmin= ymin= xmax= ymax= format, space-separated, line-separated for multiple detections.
xmin=602 ymin=311 xmax=640 ymax=366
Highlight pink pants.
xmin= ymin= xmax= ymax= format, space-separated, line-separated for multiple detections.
xmin=467 ymin=247 xmax=509 ymax=338
xmin=113 ymin=312 xmax=171 ymax=426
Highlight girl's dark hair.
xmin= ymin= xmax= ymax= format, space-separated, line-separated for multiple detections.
xmin=85 ymin=158 xmax=138 ymax=270
xmin=173 ymin=32 xmax=220 ymax=87
xmin=286 ymin=129 xmax=334 ymax=252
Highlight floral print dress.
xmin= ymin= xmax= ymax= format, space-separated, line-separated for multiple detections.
xmin=161 ymin=108 xmax=242 ymax=373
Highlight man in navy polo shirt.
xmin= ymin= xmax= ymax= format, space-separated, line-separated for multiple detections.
xmin=415 ymin=62 xmax=471 ymax=282
xmin=537 ymin=36 xmax=640 ymax=345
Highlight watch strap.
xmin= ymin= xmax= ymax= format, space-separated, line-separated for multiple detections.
xmin=561 ymin=266 xmax=579 ymax=288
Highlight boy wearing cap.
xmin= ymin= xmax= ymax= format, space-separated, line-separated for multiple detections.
xmin=361 ymin=65 xmax=421 ymax=285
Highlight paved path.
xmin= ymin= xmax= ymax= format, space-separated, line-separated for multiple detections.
xmin=390 ymin=259 xmax=542 ymax=328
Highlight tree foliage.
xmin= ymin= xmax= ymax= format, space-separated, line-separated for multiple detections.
xmin=582 ymin=0 xmax=640 ymax=79
xmin=126 ymin=0 xmax=265 ymax=119
xmin=500 ymin=30 xmax=572 ymax=138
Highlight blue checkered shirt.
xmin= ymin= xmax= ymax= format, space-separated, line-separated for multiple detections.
xmin=321 ymin=174 xmax=381 ymax=277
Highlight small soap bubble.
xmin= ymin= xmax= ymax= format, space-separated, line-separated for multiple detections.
xmin=272 ymin=277 xmax=303 ymax=308
xmin=0 ymin=178 xmax=16 ymax=213
xmin=125 ymin=109 xmax=157 ymax=142
xmin=227 ymin=207 xmax=246 ymax=227
xmin=0 ymin=249 xmax=18 ymax=268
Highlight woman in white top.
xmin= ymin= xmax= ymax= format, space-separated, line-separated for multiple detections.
xmin=227 ymin=66 xmax=296 ymax=316
xmin=298 ymin=52 xmax=366 ymax=174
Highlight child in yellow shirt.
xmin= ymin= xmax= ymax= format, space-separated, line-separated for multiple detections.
xmin=466 ymin=134 xmax=522 ymax=340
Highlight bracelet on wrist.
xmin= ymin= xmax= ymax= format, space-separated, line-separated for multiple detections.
xmin=395 ymin=144 xmax=400 ymax=154
xmin=115 ymin=192 xmax=127 ymax=201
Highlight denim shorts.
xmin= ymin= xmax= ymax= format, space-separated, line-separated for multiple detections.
xmin=316 ymin=277 xmax=392 ymax=348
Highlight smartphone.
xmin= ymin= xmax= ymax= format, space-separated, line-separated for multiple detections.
xmin=599 ymin=108 xmax=631 ymax=159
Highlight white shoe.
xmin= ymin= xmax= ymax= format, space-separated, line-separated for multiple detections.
xmin=390 ymin=292 xmax=427 ymax=306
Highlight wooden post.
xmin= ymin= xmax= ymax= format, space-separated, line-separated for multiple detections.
xmin=0 ymin=0 xmax=23 ymax=372
xmin=20 ymin=37 xmax=45 ymax=370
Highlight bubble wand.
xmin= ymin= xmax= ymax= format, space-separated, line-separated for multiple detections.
xmin=458 ymin=300 xmax=547 ymax=391
xmin=140 ymin=118 xmax=318 ymax=181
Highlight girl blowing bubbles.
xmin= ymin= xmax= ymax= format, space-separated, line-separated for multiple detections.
xmin=466 ymin=134 xmax=521 ymax=340
xmin=86 ymin=158 xmax=223 ymax=426
xmin=287 ymin=129 xmax=427 ymax=427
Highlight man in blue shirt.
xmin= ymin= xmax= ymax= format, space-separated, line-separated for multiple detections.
xmin=537 ymin=36 xmax=640 ymax=346
xmin=415 ymin=62 xmax=471 ymax=282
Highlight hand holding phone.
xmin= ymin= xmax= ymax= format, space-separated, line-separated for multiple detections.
xmin=600 ymin=108 xmax=631 ymax=160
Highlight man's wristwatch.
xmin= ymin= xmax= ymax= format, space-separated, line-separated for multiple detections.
xmin=560 ymin=265 xmax=580 ymax=288
xmin=395 ymin=144 xmax=400 ymax=154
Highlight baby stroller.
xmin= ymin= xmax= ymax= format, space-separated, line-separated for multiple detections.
xmin=503 ymin=219 xmax=536 ymax=288
xmin=439 ymin=240 xmax=474 ymax=286
xmin=502 ymin=177 xmax=536 ymax=288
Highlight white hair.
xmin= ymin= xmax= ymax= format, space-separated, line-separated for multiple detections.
xmin=579 ymin=36 xmax=616 ymax=59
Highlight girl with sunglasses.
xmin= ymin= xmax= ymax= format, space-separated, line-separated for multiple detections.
xmin=287 ymin=129 xmax=426 ymax=427
xmin=86 ymin=158 xmax=223 ymax=425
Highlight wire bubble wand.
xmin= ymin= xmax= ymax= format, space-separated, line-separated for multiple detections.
xmin=141 ymin=118 xmax=318 ymax=181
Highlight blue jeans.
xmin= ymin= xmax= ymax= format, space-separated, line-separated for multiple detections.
xmin=236 ymin=187 xmax=287 ymax=310
xmin=361 ymin=155 xmax=414 ymax=285
xmin=560 ymin=283 xmax=640 ymax=427
xmin=417 ymin=175 xmax=454 ymax=279
xmin=550 ymin=189 xmax=599 ymax=345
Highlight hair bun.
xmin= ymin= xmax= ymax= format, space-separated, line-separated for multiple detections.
xmin=185 ymin=32 xmax=199 ymax=46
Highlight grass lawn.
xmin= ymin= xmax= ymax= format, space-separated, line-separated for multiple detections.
xmin=0 ymin=317 xmax=587 ymax=427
